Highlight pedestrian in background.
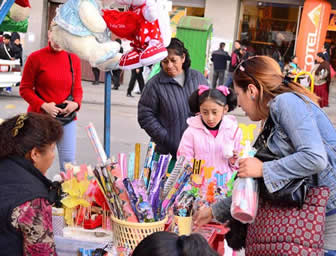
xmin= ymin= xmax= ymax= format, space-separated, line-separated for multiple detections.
xmin=91 ymin=67 xmax=100 ymax=85
xmin=283 ymin=55 xmax=301 ymax=80
xmin=10 ymin=32 xmax=23 ymax=66
xmin=0 ymin=34 xmax=14 ymax=60
xmin=20 ymin=24 xmax=83 ymax=172
xmin=225 ymin=40 xmax=241 ymax=88
xmin=112 ymin=38 xmax=123 ymax=90
xmin=138 ymin=37 xmax=208 ymax=160
xmin=195 ymin=56 xmax=336 ymax=255
xmin=322 ymin=42 xmax=330 ymax=62
xmin=0 ymin=112 xmax=63 ymax=255
xmin=127 ymin=67 xmax=145 ymax=97
xmin=211 ymin=42 xmax=230 ymax=88
xmin=311 ymin=52 xmax=331 ymax=108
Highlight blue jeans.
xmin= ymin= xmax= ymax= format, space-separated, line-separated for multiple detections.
xmin=325 ymin=250 xmax=336 ymax=256
xmin=57 ymin=120 xmax=77 ymax=172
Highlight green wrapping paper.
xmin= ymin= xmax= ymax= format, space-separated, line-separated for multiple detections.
xmin=0 ymin=15 xmax=28 ymax=32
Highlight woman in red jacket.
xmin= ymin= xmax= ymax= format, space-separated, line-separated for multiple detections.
xmin=20 ymin=28 xmax=83 ymax=172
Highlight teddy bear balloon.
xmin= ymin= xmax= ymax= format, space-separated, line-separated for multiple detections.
xmin=50 ymin=0 xmax=122 ymax=71
xmin=102 ymin=0 xmax=171 ymax=69
xmin=8 ymin=0 xmax=31 ymax=22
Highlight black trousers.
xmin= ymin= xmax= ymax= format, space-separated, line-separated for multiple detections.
xmin=112 ymin=69 xmax=122 ymax=88
xmin=92 ymin=67 xmax=100 ymax=82
xmin=127 ymin=67 xmax=144 ymax=94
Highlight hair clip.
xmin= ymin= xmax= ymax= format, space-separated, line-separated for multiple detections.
xmin=12 ymin=113 xmax=28 ymax=137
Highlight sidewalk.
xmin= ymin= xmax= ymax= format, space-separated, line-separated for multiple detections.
xmin=3 ymin=79 xmax=336 ymax=125
xmin=5 ymin=79 xmax=140 ymax=108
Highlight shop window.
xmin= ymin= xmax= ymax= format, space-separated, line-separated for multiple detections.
xmin=239 ymin=1 xmax=300 ymax=64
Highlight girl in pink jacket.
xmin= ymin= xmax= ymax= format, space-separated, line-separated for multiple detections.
xmin=177 ymin=85 xmax=242 ymax=181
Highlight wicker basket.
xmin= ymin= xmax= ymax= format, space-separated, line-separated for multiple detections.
xmin=111 ymin=215 xmax=168 ymax=250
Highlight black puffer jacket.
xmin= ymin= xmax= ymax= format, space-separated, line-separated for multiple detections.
xmin=138 ymin=69 xmax=208 ymax=158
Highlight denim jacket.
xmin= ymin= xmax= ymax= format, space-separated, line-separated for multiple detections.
xmin=263 ymin=92 xmax=336 ymax=215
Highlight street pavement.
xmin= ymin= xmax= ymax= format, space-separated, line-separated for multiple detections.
xmin=1 ymin=78 xmax=336 ymax=180
xmin=5 ymin=78 xmax=336 ymax=124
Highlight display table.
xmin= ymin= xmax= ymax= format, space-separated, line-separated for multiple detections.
xmin=55 ymin=227 xmax=114 ymax=256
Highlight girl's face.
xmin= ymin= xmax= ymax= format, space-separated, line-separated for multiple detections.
xmin=234 ymin=83 xmax=261 ymax=121
xmin=200 ymin=99 xmax=227 ymax=128
xmin=161 ymin=50 xmax=185 ymax=77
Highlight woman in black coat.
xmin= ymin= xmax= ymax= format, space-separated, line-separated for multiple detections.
xmin=138 ymin=38 xmax=208 ymax=159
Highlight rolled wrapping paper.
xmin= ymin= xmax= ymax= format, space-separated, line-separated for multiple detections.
xmin=156 ymin=176 xmax=167 ymax=220
xmin=231 ymin=177 xmax=259 ymax=224
xmin=148 ymin=155 xmax=170 ymax=207
xmin=131 ymin=179 xmax=149 ymax=202
xmin=161 ymin=164 xmax=193 ymax=218
xmin=142 ymin=142 xmax=156 ymax=185
xmin=134 ymin=143 xmax=141 ymax=180
xmin=114 ymin=178 xmax=138 ymax=222
xmin=143 ymin=142 xmax=155 ymax=168
xmin=146 ymin=158 xmax=158 ymax=192
xmin=123 ymin=178 xmax=144 ymax=222
xmin=86 ymin=122 xmax=107 ymax=165
xmin=128 ymin=152 xmax=135 ymax=180
xmin=118 ymin=153 xmax=127 ymax=180
xmin=163 ymin=156 xmax=185 ymax=198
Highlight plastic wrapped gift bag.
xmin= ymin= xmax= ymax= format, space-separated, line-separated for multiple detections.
xmin=231 ymin=177 xmax=259 ymax=224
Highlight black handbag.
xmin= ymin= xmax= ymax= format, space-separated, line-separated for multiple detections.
xmin=253 ymin=116 xmax=316 ymax=208
xmin=36 ymin=53 xmax=76 ymax=126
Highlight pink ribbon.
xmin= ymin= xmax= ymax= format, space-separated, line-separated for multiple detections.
xmin=198 ymin=85 xmax=230 ymax=96
xmin=217 ymin=85 xmax=230 ymax=96
xmin=198 ymin=85 xmax=210 ymax=95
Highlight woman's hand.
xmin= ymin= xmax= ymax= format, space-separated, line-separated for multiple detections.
xmin=237 ymin=157 xmax=263 ymax=178
xmin=60 ymin=100 xmax=78 ymax=117
xmin=41 ymin=102 xmax=62 ymax=117
xmin=193 ymin=206 xmax=213 ymax=227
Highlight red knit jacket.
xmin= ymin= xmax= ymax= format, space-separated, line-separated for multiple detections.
xmin=20 ymin=44 xmax=83 ymax=114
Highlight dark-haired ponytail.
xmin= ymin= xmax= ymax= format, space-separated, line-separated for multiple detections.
xmin=188 ymin=89 xmax=201 ymax=114
xmin=226 ymin=87 xmax=238 ymax=112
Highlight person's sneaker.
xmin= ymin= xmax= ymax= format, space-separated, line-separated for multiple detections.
xmin=112 ymin=86 xmax=119 ymax=90
xmin=126 ymin=93 xmax=134 ymax=97
xmin=140 ymin=41 xmax=167 ymax=66
xmin=119 ymin=50 xmax=142 ymax=70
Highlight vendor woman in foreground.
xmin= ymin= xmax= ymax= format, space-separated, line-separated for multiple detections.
xmin=0 ymin=113 xmax=63 ymax=255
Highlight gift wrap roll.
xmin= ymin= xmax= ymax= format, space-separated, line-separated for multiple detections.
xmin=174 ymin=215 xmax=192 ymax=236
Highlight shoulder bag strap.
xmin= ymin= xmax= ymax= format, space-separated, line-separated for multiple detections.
xmin=3 ymin=44 xmax=12 ymax=59
xmin=67 ymin=53 xmax=74 ymax=98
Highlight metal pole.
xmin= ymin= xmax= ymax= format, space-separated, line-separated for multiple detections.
xmin=104 ymin=71 xmax=112 ymax=158
xmin=294 ymin=6 xmax=303 ymax=56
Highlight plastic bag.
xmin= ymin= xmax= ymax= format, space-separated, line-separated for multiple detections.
xmin=231 ymin=177 xmax=259 ymax=224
